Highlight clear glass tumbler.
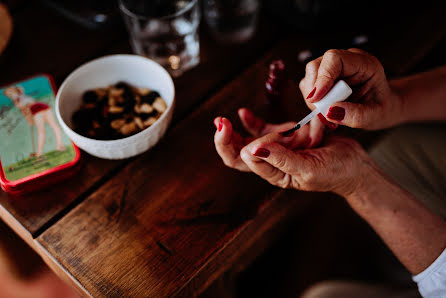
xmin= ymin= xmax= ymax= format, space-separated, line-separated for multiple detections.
xmin=119 ymin=0 xmax=200 ymax=77
xmin=203 ymin=0 xmax=259 ymax=44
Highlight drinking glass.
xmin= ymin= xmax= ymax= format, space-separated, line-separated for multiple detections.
xmin=119 ymin=0 xmax=200 ymax=77
xmin=203 ymin=0 xmax=259 ymax=44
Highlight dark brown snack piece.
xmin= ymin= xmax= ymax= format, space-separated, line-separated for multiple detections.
xmin=140 ymin=91 xmax=160 ymax=105
xmin=82 ymin=90 xmax=98 ymax=104
xmin=72 ymin=82 xmax=167 ymax=140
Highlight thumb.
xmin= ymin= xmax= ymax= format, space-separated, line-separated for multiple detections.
xmin=241 ymin=132 xmax=307 ymax=176
xmin=251 ymin=142 xmax=304 ymax=175
xmin=240 ymin=141 xmax=300 ymax=189
xmin=325 ymin=102 xmax=375 ymax=128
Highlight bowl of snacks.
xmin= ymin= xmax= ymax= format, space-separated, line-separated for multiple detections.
xmin=56 ymin=55 xmax=175 ymax=159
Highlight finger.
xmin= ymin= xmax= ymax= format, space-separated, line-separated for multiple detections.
xmin=238 ymin=108 xmax=265 ymax=137
xmin=241 ymin=134 xmax=310 ymax=189
xmin=316 ymin=113 xmax=337 ymax=130
xmin=263 ymin=121 xmax=297 ymax=135
xmin=240 ymin=140 xmax=295 ymax=189
xmin=325 ymin=102 xmax=378 ymax=129
xmin=347 ymin=47 xmax=370 ymax=55
xmin=214 ymin=117 xmax=230 ymax=145
xmin=240 ymin=146 xmax=291 ymax=189
xmin=308 ymin=116 xmax=326 ymax=148
xmin=242 ymin=132 xmax=307 ymax=175
xmin=283 ymin=123 xmax=312 ymax=149
xmin=214 ymin=117 xmax=251 ymax=172
xmin=213 ymin=117 xmax=220 ymax=130
xmin=238 ymin=108 xmax=296 ymax=137
xmin=300 ymin=57 xmax=322 ymax=98
xmin=308 ymin=49 xmax=381 ymax=103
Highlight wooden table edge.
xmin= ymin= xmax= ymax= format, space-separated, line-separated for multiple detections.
xmin=0 ymin=203 xmax=90 ymax=296
xmin=174 ymin=190 xmax=315 ymax=297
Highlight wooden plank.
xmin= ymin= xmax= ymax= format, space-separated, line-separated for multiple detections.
xmin=0 ymin=197 xmax=90 ymax=297
xmin=0 ymin=4 xmax=283 ymax=237
xmin=37 ymin=3 xmax=446 ymax=295
xmin=0 ymin=156 xmax=124 ymax=239
xmin=37 ymin=33 xmax=313 ymax=297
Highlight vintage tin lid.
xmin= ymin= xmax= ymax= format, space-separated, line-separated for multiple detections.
xmin=0 ymin=74 xmax=81 ymax=195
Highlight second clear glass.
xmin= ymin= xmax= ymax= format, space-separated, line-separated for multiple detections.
xmin=119 ymin=0 xmax=200 ymax=77
xmin=203 ymin=0 xmax=259 ymax=44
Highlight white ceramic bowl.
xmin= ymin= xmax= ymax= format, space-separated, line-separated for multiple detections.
xmin=56 ymin=55 xmax=175 ymax=159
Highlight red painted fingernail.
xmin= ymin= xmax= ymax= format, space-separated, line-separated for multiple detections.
xmin=218 ymin=118 xmax=223 ymax=132
xmin=326 ymin=107 xmax=345 ymax=121
xmin=317 ymin=113 xmax=336 ymax=130
xmin=306 ymin=87 xmax=316 ymax=99
xmin=253 ymin=148 xmax=270 ymax=158
xmin=317 ymin=113 xmax=329 ymax=125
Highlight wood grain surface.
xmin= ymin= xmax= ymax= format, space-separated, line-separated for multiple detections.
xmin=0 ymin=3 xmax=282 ymax=238
xmin=38 ymin=6 xmax=446 ymax=293
xmin=37 ymin=40 xmax=307 ymax=296
xmin=0 ymin=1 xmax=444 ymax=297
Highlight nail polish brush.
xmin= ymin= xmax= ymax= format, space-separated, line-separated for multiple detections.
xmin=281 ymin=80 xmax=352 ymax=136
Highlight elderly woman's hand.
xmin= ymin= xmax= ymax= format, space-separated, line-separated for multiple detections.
xmin=239 ymin=132 xmax=370 ymax=196
xmin=214 ymin=108 xmax=327 ymax=172
xmin=300 ymin=48 xmax=403 ymax=130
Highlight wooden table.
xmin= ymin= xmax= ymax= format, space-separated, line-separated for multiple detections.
xmin=0 ymin=2 xmax=445 ymax=297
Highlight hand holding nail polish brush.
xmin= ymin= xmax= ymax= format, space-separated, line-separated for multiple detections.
xmin=281 ymin=80 xmax=352 ymax=136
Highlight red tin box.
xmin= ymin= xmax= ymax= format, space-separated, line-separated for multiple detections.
xmin=0 ymin=74 xmax=80 ymax=195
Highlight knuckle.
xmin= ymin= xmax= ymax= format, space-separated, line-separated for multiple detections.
xmin=271 ymin=174 xmax=292 ymax=189
xmin=351 ymin=109 xmax=366 ymax=128
xmin=274 ymin=155 xmax=288 ymax=170
xmin=305 ymin=171 xmax=317 ymax=184
xmin=356 ymin=52 xmax=383 ymax=74
xmin=305 ymin=60 xmax=318 ymax=73
xmin=324 ymin=49 xmax=341 ymax=59
xmin=347 ymin=47 xmax=367 ymax=55
xmin=319 ymin=51 xmax=342 ymax=80
xmin=301 ymin=172 xmax=316 ymax=189
xmin=278 ymin=175 xmax=292 ymax=189
xmin=367 ymin=54 xmax=380 ymax=65
xmin=318 ymin=72 xmax=336 ymax=81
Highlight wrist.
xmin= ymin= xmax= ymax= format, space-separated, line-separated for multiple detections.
xmin=389 ymin=78 xmax=410 ymax=125
xmin=333 ymin=149 xmax=375 ymax=197
xmin=341 ymin=157 xmax=390 ymax=211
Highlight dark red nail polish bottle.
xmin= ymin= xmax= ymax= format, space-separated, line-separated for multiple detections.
xmin=265 ymin=59 xmax=285 ymax=104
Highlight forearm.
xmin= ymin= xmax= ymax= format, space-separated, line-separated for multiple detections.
xmin=391 ymin=65 xmax=446 ymax=123
xmin=344 ymin=160 xmax=446 ymax=275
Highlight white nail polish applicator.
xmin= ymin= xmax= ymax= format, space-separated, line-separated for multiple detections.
xmin=281 ymin=80 xmax=352 ymax=136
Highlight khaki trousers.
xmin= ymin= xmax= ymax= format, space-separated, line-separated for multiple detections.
xmin=303 ymin=123 xmax=446 ymax=298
